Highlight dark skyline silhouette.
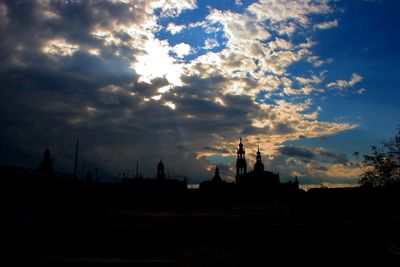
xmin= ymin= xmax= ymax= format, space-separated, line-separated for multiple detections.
xmin=2 ymin=137 xmax=400 ymax=265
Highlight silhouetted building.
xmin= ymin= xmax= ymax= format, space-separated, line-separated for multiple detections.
xmin=235 ymin=138 xmax=247 ymax=184
xmin=253 ymin=145 xmax=264 ymax=173
xmin=200 ymin=165 xmax=235 ymax=193
xmin=212 ymin=165 xmax=222 ymax=183
xmin=121 ymin=160 xmax=187 ymax=193
xmin=157 ymin=159 xmax=165 ymax=180
xmin=232 ymin=139 xmax=299 ymax=196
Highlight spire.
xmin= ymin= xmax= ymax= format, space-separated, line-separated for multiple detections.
xmin=237 ymin=137 xmax=245 ymax=155
xmin=212 ymin=164 xmax=222 ymax=183
xmin=236 ymin=137 xmax=247 ymax=181
xmin=157 ymin=159 xmax=165 ymax=180
xmin=254 ymin=145 xmax=264 ymax=173
xmin=256 ymin=145 xmax=261 ymax=161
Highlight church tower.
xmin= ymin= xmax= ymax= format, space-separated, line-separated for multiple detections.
xmin=235 ymin=138 xmax=247 ymax=184
xmin=254 ymin=145 xmax=265 ymax=173
xmin=157 ymin=159 xmax=165 ymax=180
xmin=212 ymin=165 xmax=222 ymax=183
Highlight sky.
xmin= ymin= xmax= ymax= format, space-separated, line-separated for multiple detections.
xmin=0 ymin=0 xmax=399 ymax=187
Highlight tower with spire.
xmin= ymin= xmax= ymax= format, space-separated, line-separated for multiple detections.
xmin=235 ymin=138 xmax=247 ymax=184
xmin=253 ymin=145 xmax=265 ymax=173
xmin=212 ymin=165 xmax=222 ymax=183
xmin=157 ymin=159 xmax=165 ymax=180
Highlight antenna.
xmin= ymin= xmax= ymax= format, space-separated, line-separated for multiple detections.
xmin=95 ymin=167 xmax=98 ymax=182
xmin=81 ymin=160 xmax=85 ymax=181
xmin=73 ymin=137 xmax=79 ymax=178
xmin=136 ymin=160 xmax=139 ymax=179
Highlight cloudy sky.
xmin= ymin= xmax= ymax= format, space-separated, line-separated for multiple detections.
xmin=1 ymin=0 xmax=399 ymax=187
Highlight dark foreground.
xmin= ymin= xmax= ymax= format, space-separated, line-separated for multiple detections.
xmin=2 ymin=180 xmax=400 ymax=266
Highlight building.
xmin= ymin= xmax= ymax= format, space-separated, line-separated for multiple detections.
xmin=121 ymin=159 xmax=187 ymax=193
xmin=199 ymin=165 xmax=235 ymax=193
xmin=234 ymin=138 xmax=298 ymax=195
xmin=156 ymin=159 xmax=165 ymax=180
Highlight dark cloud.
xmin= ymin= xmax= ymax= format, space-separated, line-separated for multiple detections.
xmin=0 ymin=0 xmax=215 ymax=181
xmin=0 ymin=0 xmax=357 ymax=186
xmin=316 ymin=149 xmax=348 ymax=164
xmin=277 ymin=146 xmax=315 ymax=159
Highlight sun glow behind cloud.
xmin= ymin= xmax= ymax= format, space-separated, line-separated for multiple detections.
xmin=133 ymin=38 xmax=184 ymax=86
xmin=42 ymin=39 xmax=79 ymax=56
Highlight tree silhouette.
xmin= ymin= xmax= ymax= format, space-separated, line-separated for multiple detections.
xmin=358 ymin=127 xmax=400 ymax=187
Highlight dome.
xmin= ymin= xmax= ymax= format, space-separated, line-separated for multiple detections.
xmin=254 ymin=161 xmax=264 ymax=173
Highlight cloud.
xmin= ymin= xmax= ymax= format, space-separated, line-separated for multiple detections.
xmin=313 ymin=19 xmax=339 ymax=30
xmin=166 ymin=23 xmax=185 ymax=34
xmin=327 ymin=73 xmax=363 ymax=89
xmin=172 ymin=43 xmax=192 ymax=58
xmin=357 ymin=88 xmax=366 ymax=94
xmin=147 ymin=0 xmax=197 ymax=17
xmin=277 ymin=146 xmax=315 ymax=159
xmin=0 ymin=0 xmax=360 ymax=185
xmin=247 ymin=0 xmax=332 ymax=25
xmin=296 ymin=74 xmax=324 ymax=85
xmin=266 ymin=146 xmax=359 ymax=185
xmin=42 ymin=38 xmax=79 ymax=56
xmin=235 ymin=0 xmax=243 ymax=6
xmin=203 ymin=38 xmax=219 ymax=50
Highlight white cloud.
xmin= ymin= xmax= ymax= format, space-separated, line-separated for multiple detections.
xmin=207 ymin=8 xmax=271 ymax=49
xmin=166 ymin=23 xmax=185 ymax=34
xmin=268 ymin=38 xmax=293 ymax=51
xmin=307 ymin=56 xmax=333 ymax=67
xmin=348 ymin=73 xmax=363 ymax=86
xmin=172 ymin=43 xmax=192 ymax=58
xmin=235 ymin=0 xmax=243 ymax=6
xmin=147 ymin=0 xmax=197 ymax=17
xmin=164 ymin=101 xmax=176 ymax=110
xmin=327 ymin=73 xmax=363 ymax=89
xmin=314 ymin=19 xmax=339 ymax=30
xmin=274 ymin=22 xmax=297 ymax=36
xmin=296 ymin=75 xmax=324 ymax=85
xmin=247 ymin=0 xmax=332 ymax=25
xmin=204 ymin=38 xmax=219 ymax=50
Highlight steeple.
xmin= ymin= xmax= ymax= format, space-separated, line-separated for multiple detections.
xmin=212 ymin=165 xmax=222 ymax=183
xmin=254 ymin=145 xmax=264 ymax=173
xmin=256 ymin=145 xmax=261 ymax=161
xmin=157 ymin=159 xmax=165 ymax=180
xmin=235 ymin=137 xmax=247 ymax=184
